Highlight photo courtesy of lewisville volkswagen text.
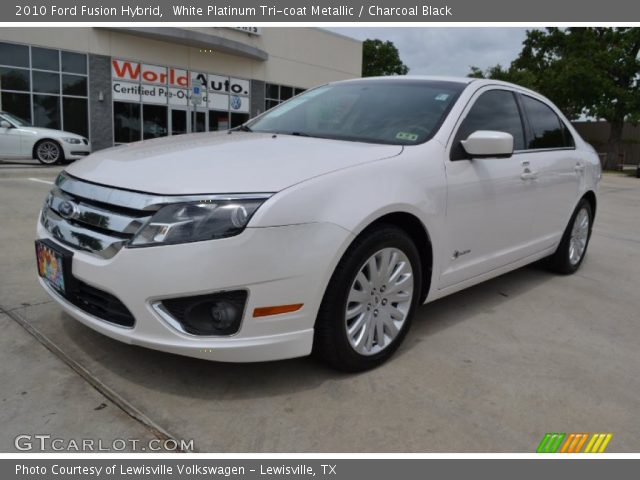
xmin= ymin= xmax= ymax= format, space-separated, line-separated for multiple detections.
xmin=0 ymin=0 xmax=639 ymax=476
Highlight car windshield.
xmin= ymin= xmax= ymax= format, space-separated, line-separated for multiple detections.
xmin=247 ymin=80 xmax=465 ymax=145
xmin=1 ymin=111 xmax=30 ymax=127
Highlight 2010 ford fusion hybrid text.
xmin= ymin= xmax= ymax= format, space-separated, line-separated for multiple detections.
xmin=36 ymin=77 xmax=601 ymax=371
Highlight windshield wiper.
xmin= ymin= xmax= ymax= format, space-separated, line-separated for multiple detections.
xmin=236 ymin=124 xmax=252 ymax=132
xmin=289 ymin=131 xmax=312 ymax=137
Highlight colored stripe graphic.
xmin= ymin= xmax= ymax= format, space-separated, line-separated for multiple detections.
xmin=537 ymin=433 xmax=566 ymax=453
xmin=584 ymin=433 xmax=613 ymax=453
xmin=560 ymin=433 xmax=589 ymax=453
xmin=538 ymin=433 xmax=613 ymax=453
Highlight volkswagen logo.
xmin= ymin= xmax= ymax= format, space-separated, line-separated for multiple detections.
xmin=58 ymin=200 xmax=79 ymax=220
xmin=230 ymin=95 xmax=242 ymax=110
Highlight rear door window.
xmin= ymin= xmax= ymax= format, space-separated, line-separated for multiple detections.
xmin=521 ymin=95 xmax=574 ymax=149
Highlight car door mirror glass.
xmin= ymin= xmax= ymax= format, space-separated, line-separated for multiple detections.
xmin=461 ymin=130 xmax=514 ymax=158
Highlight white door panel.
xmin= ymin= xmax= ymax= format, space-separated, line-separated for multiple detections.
xmin=527 ymin=150 xmax=581 ymax=245
xmin=0 ymin=125 xmax=24 ymax=156
xmin=441 ymin=155 xmax=536 ymax=287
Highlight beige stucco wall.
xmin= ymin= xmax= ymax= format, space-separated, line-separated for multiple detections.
xmin=0 ymin=27 xmax=362 ymax=88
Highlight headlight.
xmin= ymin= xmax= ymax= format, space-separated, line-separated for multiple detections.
xmin=62 ymin=137 xmax=82 ymax=144
xmin=129 ymin=198 xmax=267 ymax=247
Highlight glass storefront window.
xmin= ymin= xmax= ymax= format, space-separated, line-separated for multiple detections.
xmin=280 ymin=86 xmax=293 ymax=101
xmin=265 ymin=83 xmax=304 ymax=110
xmin=33 ymin=95 xmax=61 ymax=129
xmin=62 ymin=74 xmax=87 ymax=96
xmin=114 ymin=102 xmax=141 ymax=143
xmin=0 ymin=42 xmax=29 ymax=68
xmin=209 ymin=110 xmax=229 ymax=131
xmin=171 ymin=109 xmax=187 ymax=135
xmin=143 ymin=104 xmax=168 ymax=139
xmin=32 ymin=47 xmax=60 ymax=71
xmin=61 ymin=51 xmax=87 ymax=74
xmin=1 ymin=91 xmax=31 ymax=123
xmin=0 ymin=67 xmax=30 ymax=91
xmin=191 ymin=110 xmax=206 ymax=133
xmin=230 ymin=113 xmax=249 ymax=129
xmin=33 ymin=71 xmax=60 ymax=94
xmin=0 ymin=42 xmax=88 ymax=139
xmin=62 ymin=97 xmax=88 ymax=137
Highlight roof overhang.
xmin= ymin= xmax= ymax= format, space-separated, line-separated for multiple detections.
xmin=100 ymin=27 xmax=268 ymax=62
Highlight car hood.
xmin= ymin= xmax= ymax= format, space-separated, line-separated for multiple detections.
xmin=18 ymin=126 xmax=82 ymax=138
xmin=65 ymin=132 xmax=403 ymax=194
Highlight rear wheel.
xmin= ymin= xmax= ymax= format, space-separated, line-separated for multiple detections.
xmin=314 ymin=225 xmax=422 ymax=371
xmin=546 ymin=199 xmax=593 ymax=274
xmin=35 ymin=140 xmax=64 ymax=165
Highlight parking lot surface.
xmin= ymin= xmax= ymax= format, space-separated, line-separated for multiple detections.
xmin=1 ymin=172 xmax=638 ymax=452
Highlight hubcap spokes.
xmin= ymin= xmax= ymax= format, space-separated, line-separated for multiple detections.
xmin=38 ymin=143 xmax=59 ymax=162
xmin=345 ymin=247 xmax=414 ymax=356
xmin=569 ymin=208 xmax=589 ymax=265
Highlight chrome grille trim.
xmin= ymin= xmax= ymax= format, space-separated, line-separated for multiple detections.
xmin=56 ymin=172 xmax=273 ymax=211
xmin=48 ymin=187 xmax=151 ymax=235
xmin=41 ymin=207 xmax=128 ymax=259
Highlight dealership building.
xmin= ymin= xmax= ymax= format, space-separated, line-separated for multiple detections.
xmin=0 ymin=27 xmax=361 ymax=151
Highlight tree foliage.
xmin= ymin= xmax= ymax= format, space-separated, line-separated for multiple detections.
xmin=469 ymin=28 xmax=640 ymax=164
xmin=362 ymin=39 xmax=409 ymax=77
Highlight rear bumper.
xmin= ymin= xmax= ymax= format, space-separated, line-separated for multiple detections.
xmin=36 ymin=221 xmax=352 ymax=362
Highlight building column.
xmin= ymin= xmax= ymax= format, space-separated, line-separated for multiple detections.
xmin=250 ymin=79 xmax=265 ymax=118
xmin=88 ymin=54 xmax=113 ymax=151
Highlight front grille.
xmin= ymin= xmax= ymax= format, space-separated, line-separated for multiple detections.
xmin=41 ymin=173 xmax=156 ymax=258
xmin=63 ymin=278 xmax=135 ymax=327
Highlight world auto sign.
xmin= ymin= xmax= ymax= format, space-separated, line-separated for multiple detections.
xmin=111 ymin=59 xmax=250 ymax=113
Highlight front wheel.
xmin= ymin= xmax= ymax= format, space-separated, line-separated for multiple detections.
xmin=313 ymin=225 xmax=422 ymax=372
xmin=35 ymin=140 xmax=64 ymax=165
xmin=546 ymin=199 xmax=593 ymax=274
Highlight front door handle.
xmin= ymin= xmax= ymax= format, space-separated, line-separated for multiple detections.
xmin=521 ymin=168 xmax=538 ymax=181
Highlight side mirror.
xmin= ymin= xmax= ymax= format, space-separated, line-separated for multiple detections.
xmin=0 ymin=120 xmax=12 ymax=129
xmin=461 ymin=130 xmax=514 ymax=158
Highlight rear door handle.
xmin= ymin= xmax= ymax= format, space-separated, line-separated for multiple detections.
xmin=575 ymin=162 xmax=585 ymax=173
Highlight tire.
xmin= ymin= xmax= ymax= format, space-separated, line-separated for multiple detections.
xmin=313 ymin=225 xmax=422 ymax=372
xmin=546 ymin=199 xmax=593 ymax=275
xmin=35 ymin=140 xmax=64 ymax=165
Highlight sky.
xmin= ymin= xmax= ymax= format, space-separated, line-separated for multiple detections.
xmin=326 ymin=28 xmax=531 ymax=77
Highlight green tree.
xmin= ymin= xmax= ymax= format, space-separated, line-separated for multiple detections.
xmin=469 ymin=28 xmax=640 ymax=165
xmin=362 ymin=39 xmax=409 ymax=77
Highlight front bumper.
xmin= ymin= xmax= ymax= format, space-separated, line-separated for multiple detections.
xmin=61 ymin=142 xmax=91 ymax=160
xmin=36 ymin=221 xmax=352 ymax=362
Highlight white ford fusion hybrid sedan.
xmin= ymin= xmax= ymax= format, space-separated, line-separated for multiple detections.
xmin=36 ymin=77 xmax=600 ymax=371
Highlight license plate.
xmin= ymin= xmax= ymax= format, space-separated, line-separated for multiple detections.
xmin=35 ymin=240 xmax=70 ymax=294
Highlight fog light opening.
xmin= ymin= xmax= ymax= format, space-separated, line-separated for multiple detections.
xmin=160 ymin=290 xmax=247 ymax=336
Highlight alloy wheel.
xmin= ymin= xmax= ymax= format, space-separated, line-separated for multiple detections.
xmin=37 ymin=142 xmax=60 ymax=164
xmin=345 ymin=247 xmax=414 ymax=356
xmin=568 ymin=207 xmax=590 ymax=265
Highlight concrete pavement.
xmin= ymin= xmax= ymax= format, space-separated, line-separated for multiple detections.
xmin=1 ymin=171 xmax=639 ymax=452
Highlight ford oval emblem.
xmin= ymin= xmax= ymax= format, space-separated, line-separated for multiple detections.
xmin=58 ymin=200 xmax=78 ymax=219
xmin=230 ymin=95 xmax=242 ymax=110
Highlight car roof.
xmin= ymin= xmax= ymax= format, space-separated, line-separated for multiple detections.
xmin=332 ymin=75 xmax=547 ymax=102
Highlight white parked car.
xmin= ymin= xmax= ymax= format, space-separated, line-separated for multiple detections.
xmin=0 ymin=111 xmax=91 ymax=165
xmin=35 ymin=77 xmax=600 ymax=371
